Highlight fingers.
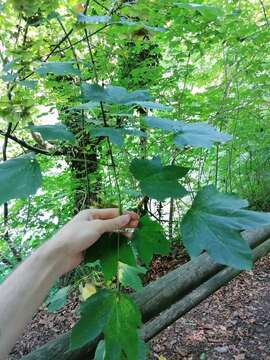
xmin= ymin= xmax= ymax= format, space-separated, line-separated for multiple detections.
xmin=86 ymin=208 xmax=139 ymax=221
xmin=96 ymin=214 xmax=132 ymax=234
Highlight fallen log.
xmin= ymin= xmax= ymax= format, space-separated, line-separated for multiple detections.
xmin=21 ymin=226 xmax=270 ymax=360
xmin=141 ymin=236 xmax=270 ymax=341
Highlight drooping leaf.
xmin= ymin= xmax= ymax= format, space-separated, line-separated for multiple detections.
xmin=130 ymin=157 xmax=189 ymax=201
xmin=29 ymin=124 xmax=75 ymax=142
xmin=85 ymin=233 xmax=136 ymax=281
xmin=173 ymin=122 xmax=232 ymax=148
xmin=175 ymin=3 xmax=224 ymax=20
xmin=145 ymin=117 xmax=231 ymax=148
xmin=36 ymin=61 xmax=80 ymax=76
xmin=90 ymin=127 xmax=147 ymax=147
xmin=90 ymin=128 xmax=124 ymax=147
xmin=70 ymin=290 xmax=141 ymax=360
xmin=104 ymin=293 xmax=141 ymax=360
xmin=47 ymin=286 xmax=70 ymax=312
xmin=0 ymin=153 xmax=42 ymax=205
xmin=118 ymin=262 xmax=147 ymax=291
xmin=133 ymin=215 xmax=170 ymax=265
xmin=81 ymin=83 xmax=151 ymax=105
xmin=70 ymin=289 xmax=114 ymax=350
xmin=181 ymin=185 xmax=270 ymax=270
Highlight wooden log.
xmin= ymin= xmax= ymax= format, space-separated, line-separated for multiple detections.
xmin=21 ymin=226 xmax=270 ymax=360
xmin=141 ymin=236 xmax=270 ymax=341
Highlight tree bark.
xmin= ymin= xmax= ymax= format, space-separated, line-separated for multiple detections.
xmin=21 ymin=226 xmax=270 ymax=360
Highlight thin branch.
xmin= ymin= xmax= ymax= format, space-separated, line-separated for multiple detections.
xmin=259 ymin=0 xmax=269 ymax=27
xmin=0 ymin=129 xmax=65 ymax=156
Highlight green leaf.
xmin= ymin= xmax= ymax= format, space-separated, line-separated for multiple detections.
xmin=130 ymin=157 xmax=189 ymax=201
xmin=85 ymin=233 xmax=136 ymax=281
xmin=104 ymin=293 xmax=141 ymax=360
xmin=133 ymin=215 xmax=170 ymax=265
xmin=29 ymin=124 xmax=75 ymax=142
xmin=181 ymin=186 xmax=270 ymax=270
xmin=138 ymin=339 xmax=149 ymax=360
xmin=78 ymin=14 xmax=111 ymax=24
xmin=145 ymin=117 xmax=231 ymax=148
xmin=94 ymin=340 xmax=105 ymax=360
xmin=78 ymin=14 xmax=165 ymax=32
xmin=132 ymin=101 xmax=173 ymax=111
xmin=175 ymin=3 xmax=224 ymax=20
xmin=173 ymin=122 xmax=232 ymax=148
xmin=70 ymin=291 xmax=141 ymax=359
xmin=36 ymin=61 xmax=80 ymax=76
xmin=90 ymin=128 xmax=124 ymax=147
xmin=118 ymin=262 xmax=147 ymax=291
xmin=70 ymin=101 xmax=99 ymax=110
xmin=90 ymin=127 xmax=147 ymax=147
xmin=18 ymin=80 xmax=38 ymax=89
xmin=82 ymin=83 xmax=151 ymax=105
xmin=0 ymin=153 xmax=42 ymax=205
xmin=70 ymin=289 xmax=114 ymax=350
xmin=47 ymin=286 xmax=70 ymax=312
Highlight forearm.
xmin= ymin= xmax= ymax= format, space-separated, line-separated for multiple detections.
xmin=0 ymin=240 xmax=65 ymax=358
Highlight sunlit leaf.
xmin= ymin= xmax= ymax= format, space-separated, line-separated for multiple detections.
xmin=175 ymin=3 xmax=224 ymax=20
xmin=78 ymin=14 xmax=165 ymax=32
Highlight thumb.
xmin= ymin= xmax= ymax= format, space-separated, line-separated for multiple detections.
xmin=100 ymin=214 xmax=131 ymax=234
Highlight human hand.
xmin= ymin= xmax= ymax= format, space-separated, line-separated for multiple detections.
xmin=46 ymin=208 xmax=139 ymax=275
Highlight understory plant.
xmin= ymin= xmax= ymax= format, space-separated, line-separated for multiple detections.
xmin=1 ymin=0 xmax=270 ymax=359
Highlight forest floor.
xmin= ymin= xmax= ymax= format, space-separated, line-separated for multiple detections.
xmin=10 ymin=252 xmax=270 ymax=360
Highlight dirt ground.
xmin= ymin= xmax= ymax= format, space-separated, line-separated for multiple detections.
xmin=9 ymin=253 xmax=270 ymax=360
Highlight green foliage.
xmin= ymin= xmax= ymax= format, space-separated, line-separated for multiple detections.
xmin=1 ymin=0 xmax=270 ymax=357
xmin=133 ymin=215 xmax=170 ymax=265
xmin=175 ymin=3 xmax=224 ymax=20
xmin=36 ymin=62 xmax=80 ymax=77
xmin=0 ymin=153 xmax=42 ymax=205
xmin=145 ymin=117 xmax=232 ymax=148
xmin=70 ymin=289 xmax=142 ymax=360
xmin=85 ymin=233 xmax=136 ymax=281
xmin=78 ymin=14 xmax=165 ymax=32
xmin=130 ymin=157 xmax=189 ymax=201
xmin=118 ymin=262 xmax=147 ymax=291
xmin=181 ymin=186 xmax=270 ymax=269
xmin=90 ymin=127 xmax=146 ymax=147
xmin=29 ymin=124 xmax=75 ymax=142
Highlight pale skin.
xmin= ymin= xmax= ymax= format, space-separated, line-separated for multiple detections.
xmin=0 ymin=208 xmax=139 ymax=359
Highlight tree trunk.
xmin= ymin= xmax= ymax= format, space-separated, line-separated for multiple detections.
xmin=21 ymin=226 xmax=270 ymax=360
